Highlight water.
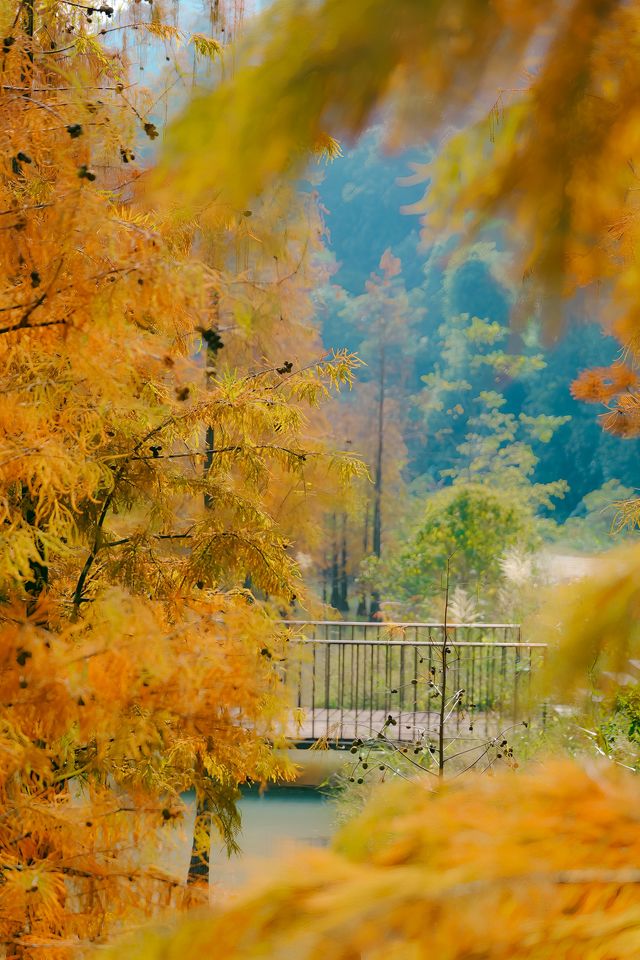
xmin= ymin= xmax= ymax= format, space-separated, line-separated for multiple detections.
xmin=210 ymin=787 xmax=337 ymax=890
xmin=160 ymin=787 xmax=337 ymax=892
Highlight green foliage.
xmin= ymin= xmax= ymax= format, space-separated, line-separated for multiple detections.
xmin=597 ymin=687 xmax=640 ymax=770
xmin=391 ymin=483 xmax=538 ymax=605
xmin=556 ymin=479 xmax=637 ymax=552
xmin=415 ymin=245 xmax=569 ymax=506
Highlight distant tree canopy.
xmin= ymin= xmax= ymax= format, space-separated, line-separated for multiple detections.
xmin=392 ymin=483 xmax=538 ymax=604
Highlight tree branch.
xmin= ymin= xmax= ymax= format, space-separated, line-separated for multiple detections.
xmin=0 ymin=318 xmax=66 ymax=336
xmin=131 ymin=444 xmax=309 ymax=462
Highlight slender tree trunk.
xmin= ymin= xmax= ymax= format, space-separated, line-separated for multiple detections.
xmin=329 ymin=514 xmax=341 ymax=610
xmin=191 ymin=307 xmax=223 ymax=886
xmin=339 ymin=513 xmax=349 ymax=612
xmin=363 ymin=501 xmax=370 ymax=555
xmin=357 ymin=502 xmax=369 ymax=617
xmin=370 ymin=349 xmax=385 ymax=619
xmin=22 ymin=488 xmax=48 ymax=620
xmin=372 ymin=349 xmax=385 ymax=558
xmin=322 ymin=549 xmax=328 ymax=604
xmin=438 ymin=557 xmax=452 ymax=778
xmin=24 ymin=0 xmax=34 ymax=62
xmin=188 ymin=798 xmax=211 ymax=884
xmin=203 ymin=338 xmax=219 ymax=509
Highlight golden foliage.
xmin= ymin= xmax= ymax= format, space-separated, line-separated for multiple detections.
xmin=598 ymin=394 xmax=640 ymax=438
xmin=0 ymin=593 xmax=294 ymax=953
xmin=160 ymin=0 xmax=557 ymax=209
xmin=571 ymin=364 xmax=638 ymax=404
xmin=0 ymin=0 xmax=361 ymax=953
xmin=189 ymin=34 xmax=224 ymax=61
xmin=570 ymin=363 xmax=640 ymax=439
xmin=160 ymin=0 xmax=640 ymax=344
xmin=113 ymin=761 xmax=640 ymax=960
xmin=535 ymin=542 xmax=640 ymax=700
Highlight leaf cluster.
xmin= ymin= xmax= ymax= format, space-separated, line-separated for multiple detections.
xmin=114 ymin=761 xmax=640 ymax=960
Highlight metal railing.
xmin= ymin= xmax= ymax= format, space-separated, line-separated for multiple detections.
xmin=282 ymin=621 xmax=547 ymax=744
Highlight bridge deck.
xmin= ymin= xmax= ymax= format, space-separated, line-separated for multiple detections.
xmin=291 ymin=707 xmax=521 ymax=745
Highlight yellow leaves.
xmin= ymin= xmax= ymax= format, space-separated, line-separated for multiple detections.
xmin=0 ymin=0 xmax=370 ymax=952
xmin=312 ymin=133 xmax=343 ymax=162
xmin=74 ymin=34 xmax=113 ymax=69
xmin=0 ymin=589 xmax=299 ymax=939
xmin=189 ymin=34 xmax=224 ymax=61
xmin=155 ymin=0 xmax=640 ymax=363
xmin=533 ymin=541 xmax=640 ymax=701
xmin=0 ymin=864 xmax=66 ymax=929
xmin=158 ymin=0 xmax=554 ymax=210
xmin=114 ymin=761 xmax=640 ymax=960
xmin=142 ymin=22 xmax=223 ymax=60
xmin=144 ymin=22 xmax=182 ymax=43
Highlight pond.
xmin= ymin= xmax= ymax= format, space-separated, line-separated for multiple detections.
xmin=161 ymin=787 xmax=338 ymax=893
xmin=210 ymin=786 xmax=337 ymax=890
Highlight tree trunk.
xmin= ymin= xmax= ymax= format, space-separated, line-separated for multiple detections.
xmin=357 ymin=502 xmax=369 ymax=617
xmin=372 ymin=348 xmax=385 ymax=559
xmin=330 ymin=514 xmax=341 ymax=610
xmin=22 ymin=487 xmax=48 ymax=620
xmin=339 ymin=513 xmax=349 ymax=612
xmin=187 ymin=799 xmax=211 ymax=884
xmin=193 ymin=310 xmax=222 ymax=885
xmin=370 ymin=349 xmax=385 ymax=620
xmin=322 ymin=551 xmax=328 ymax=604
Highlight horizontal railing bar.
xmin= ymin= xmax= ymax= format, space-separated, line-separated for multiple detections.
xmin=287 ymin=638 xmax=546 ymax=649
xmin=281 ymin=620 xmax=522 ymax=629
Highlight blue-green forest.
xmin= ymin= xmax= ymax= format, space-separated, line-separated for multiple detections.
xmin=316 ymin=127 xmax=636 ymax=522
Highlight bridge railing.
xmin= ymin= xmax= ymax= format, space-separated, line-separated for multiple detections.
xmin=281 ymin=621 xmax=547 ymax=744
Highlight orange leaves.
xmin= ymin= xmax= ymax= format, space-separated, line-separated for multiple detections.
xmin=571 ymin=363 xmax=638 ymax=403
xmin=0 ymin=1 xmax=362 ymax=953
xmin=379 ymin=248 xmax=401 ymax=281
xmin=599 ymin=394 xmax=640 ymax=437
xmin=0 ymin=592 xmax=296 ymax=954
xmin=0 ymin=863 xmax=67 ymax=934
xmin=116 ymin=761 xmax=640 ymax=960
xmin=571 ymin=364 xmax=640 ymax=437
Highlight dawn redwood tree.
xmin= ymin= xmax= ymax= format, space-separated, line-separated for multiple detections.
xmin=0 ymin=0 xmax=362 ymax=953
xmin=319 ymin=251 xmax=416 ymax=616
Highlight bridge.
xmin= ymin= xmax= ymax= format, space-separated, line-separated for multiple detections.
xmin=283 ymin=620 xmax=547 ymax=748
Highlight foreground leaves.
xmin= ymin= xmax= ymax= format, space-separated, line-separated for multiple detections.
xmin=162 ymin=0 xmax=640 ymax=342
xmin=114 ymin=761 xmax=640 ymax=960
xmin=0 ymin=593 xmax=293 ymax=951
xmin=537 ymin=542 xmax=640 ymax=702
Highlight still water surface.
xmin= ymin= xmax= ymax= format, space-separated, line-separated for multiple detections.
xmin=162 ymin=788 xmax=337 ymax=892
xmin=211 ymin=787 xmax=337 ymax=889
